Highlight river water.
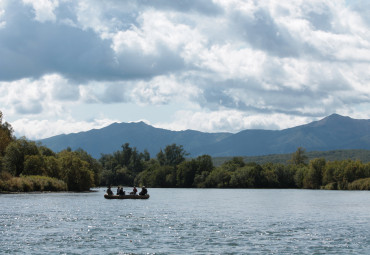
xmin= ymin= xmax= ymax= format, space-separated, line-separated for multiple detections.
xmin=1 ymin=188 xmax=369 ymax=254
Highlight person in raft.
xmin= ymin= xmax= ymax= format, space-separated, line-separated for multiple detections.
xmin=130 ymin=186 xmax=137 ymax=195
xmin=139 ymin=186 xmax=147 ymax=196
xmin=107 ymin=185 xmax=113 ymax=196
xmin=116 ymin=186 xmax=121 ymax=195
xmin=118 ymin=187 xmax=125 ymax=196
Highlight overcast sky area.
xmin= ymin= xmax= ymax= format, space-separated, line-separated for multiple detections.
xmin=1 ymin=0 xmax=370 ymax=140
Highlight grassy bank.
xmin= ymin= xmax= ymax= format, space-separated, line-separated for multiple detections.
xmin=0 ymin=173 xmax=67 ymax=192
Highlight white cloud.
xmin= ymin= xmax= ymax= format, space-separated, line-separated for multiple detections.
xmin=157 ymin=109 xmax=312 ymax=133
xmin=22 ymin=0 xmax=59 ymax=22
xmin=1 ymin=0 xmax=370 ymax=139
xmin=0 ymin=74 xmax=77 ymax=117
xmin=111 ymin=9 xmax=203 ymax=59
xmin=192 ymin=44 xmax=267 ymax=80
xmin=12 ymin=117 xmax=115 ymax=139
xmin=0 ymin=6 xmax=5 ymax=29
xmin=130 ymin=75 xmax=201 ymax=105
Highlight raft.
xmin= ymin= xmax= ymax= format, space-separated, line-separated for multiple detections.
xmin=104 ymin=194 xmax=150 ymax=199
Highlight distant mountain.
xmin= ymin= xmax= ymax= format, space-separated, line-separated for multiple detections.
xmin=39 ymin=121 xmax=231 ymax=158
xmin=202 ymin=114 xmax=370 ymax=156
xmin=38 ymin=114 xmax=370 ymax=159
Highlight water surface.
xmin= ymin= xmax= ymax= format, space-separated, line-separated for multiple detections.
xmin=1 ymin=188 xmax=369 ymax=254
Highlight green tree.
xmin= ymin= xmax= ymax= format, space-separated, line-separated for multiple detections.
xmin=274 ymin=164 xmax=296 ymax=188
xmin=304 ymin=158 xmax=326 ymax=189
xmin=261 ymin=163 xmax=279 ymax=188
xmin=58 ymin=150 xmax=94 ymax=191
xmin=290 ymin=147 xmax=308 ymax=166
xmin=151 ymin=165 xmax=175 ymax=187
xmin=157 ymin=144 xmax=188 ymax=166
xmin=140 ymin=149 xmax=151 ymax=161
xmin=101 ymin=169 xmax=115 ymax=186
xmin=294 ymin=165 xmax=309 ymax=188
xmin=44 ymin=156 xmax=61 ymax=179
xmin=195 ymin=155 xmax=214 ymax=173
xmin=229 ymin=167 xmax=252 ymax=188
xmin=23 ymin=155 xmax=44 ymax=176
xmin=156 ymin=149 xmax=166 ymax=166
xmin=0 ymin=111 xmax=15 ymax=158
xmin=75 ymin=148 xmax=103 ymax=187
xmin=121 ymin=143 xmax=132 ymax=166
xmin=116 ymin=166 xmax=134 ymax=185
xmin=177 ymin=160 xmax=197 ymax=187
xmin=205 ymin=168 xmax=231 ymax=188
xmin=220 ymin=157 xmax=245 ymax=172
xmin=192 ymin=155 xmax=214 ymax=188
xmin=229 ymin=164 xmax=264 ymax=188
xmin=128 ymin=147 xmax=144 ymax=173
xmin=3 ymin=138 xmax=39 ymax=176
xmin=38 ymin=145 xmax=56 ymax=157
xmin=176 ymin=155 xmax=215 ymax=188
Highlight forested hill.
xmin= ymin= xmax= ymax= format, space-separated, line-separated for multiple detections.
xmin=38 ymin=114 xmax=370 ymax=158
xmin=213 ymin=149 xmax=370 ymax=166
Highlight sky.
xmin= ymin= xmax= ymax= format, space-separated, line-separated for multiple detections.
xmin=1 ymin=0 xmax=370 ymax=140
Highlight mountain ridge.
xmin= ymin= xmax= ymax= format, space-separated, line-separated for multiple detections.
xmin=38 ymin=114 xmax=370 ymax=158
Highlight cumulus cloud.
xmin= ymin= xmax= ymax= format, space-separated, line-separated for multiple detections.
xmin=157 ymin=109 xmax=312 ymax=133
xmin=11 ymin=117 xmax=115 ymax=139
xmin=0 ymin=2 xmax=117 ymax=81
xmin=0 ymin=74 xmax=77 ymax=117
xmin=23 ymin=0 xmax=59 ymax=22
xmin=0 ymin=0 xmax=369 ymax=139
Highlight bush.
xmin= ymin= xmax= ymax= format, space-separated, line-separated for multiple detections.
xmin=348 ymin=178 xmax=370 ymax=190
xmin=321 ymin=182 xmax=337 ymax=190
xmin=0 ymin=175 xmax=67 ymax=192
xmin=0 ymin=171 xmax=12 ymax=181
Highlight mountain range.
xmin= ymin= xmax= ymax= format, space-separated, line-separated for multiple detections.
xmin=38 ymin=114 xmax=370 ymax=159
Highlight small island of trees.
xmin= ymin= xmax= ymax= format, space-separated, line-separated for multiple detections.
xmin=1 ymin=110 xmax=370 ymax=192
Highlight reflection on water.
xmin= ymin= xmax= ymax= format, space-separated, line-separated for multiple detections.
xmin=1 ymin=188 xmax=370 ymax=254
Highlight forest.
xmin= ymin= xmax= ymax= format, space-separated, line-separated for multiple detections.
xmin=1 ymin=110 xmax=370 ymax=192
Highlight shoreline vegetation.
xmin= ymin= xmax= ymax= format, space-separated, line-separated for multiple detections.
xmin=1 ymin=110 xmax=370 ymax=192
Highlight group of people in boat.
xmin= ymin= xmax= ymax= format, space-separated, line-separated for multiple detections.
xmin=106 ymin=185 xmax=148 ymax=196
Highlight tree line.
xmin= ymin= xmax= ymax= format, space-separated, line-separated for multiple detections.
xmin=0 ymin=111 xmax=102 ymax=192
xmin=99 ymin=144 xmax=370 ymax=190
xmin=1 ymin=110 xmax=370 ymax=192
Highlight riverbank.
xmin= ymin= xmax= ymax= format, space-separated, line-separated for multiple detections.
xmin=0 ymin=175 xmax=67 ymax=193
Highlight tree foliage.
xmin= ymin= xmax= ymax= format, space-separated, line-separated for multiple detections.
xmin=1 ymin=118 xmax=369 ymax=193
xmin=2 ymin=138 xmax=39 ymax=176
xmin=0 ymin=111 xmax=15 ymax=158
xmin=99 ymin=143 xmax=148 ymax=186
xmin=157 ymin=144 xmax=188 ymax=166
xmin=290 ymin=147 xmax=308 ymax=166
xmin=98 ymin=145 xmax=370 ymax=190
xmin=1 ymin=133 xmax=101 ymax=191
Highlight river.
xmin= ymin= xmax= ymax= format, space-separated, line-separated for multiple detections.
xmin=1 ymin=188 xmax=369 ymax=254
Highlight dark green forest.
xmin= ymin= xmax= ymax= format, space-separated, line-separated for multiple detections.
xmin=213 ymin=149 xmax=370 ymax=166
xmin=1 ymin=110 xmax=370 ymax=192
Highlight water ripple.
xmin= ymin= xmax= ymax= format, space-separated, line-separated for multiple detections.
xmin=1 ymin=189 xmax=370 ymax=254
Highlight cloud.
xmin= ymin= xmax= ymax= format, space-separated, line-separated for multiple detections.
xmin=23 ymin=0 xmax=59 ymax=22
xmin=157 ymin=109 xmax=313 ymax=133
xmin=11 ymin=117 xmax=115 ymax=139
xmin=130 ymin=75 xmax=200 ymax=105
xmin=0 ymin=1 xmax=117 ymax=82
xmin=0 ymin=0 xmax=370 ymax=139
xmin=0 ymin=74 xmax=74 ymax=116
xmin=137 ymin=0 xmax=223 ymax=15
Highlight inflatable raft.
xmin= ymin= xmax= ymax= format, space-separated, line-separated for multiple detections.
xmin=104 ymin=194 xmax=150 ymax=199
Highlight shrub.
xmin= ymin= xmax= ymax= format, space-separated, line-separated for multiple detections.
xmin=348 ymin=178 xmax=370 ymax=190
xmin=0 ymin=175 xmax=67 ymax=192
xmin=0 ymin=171 xmax=12 ymax=181
xmin=321 ymin=182 xmax=337 ymax=190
